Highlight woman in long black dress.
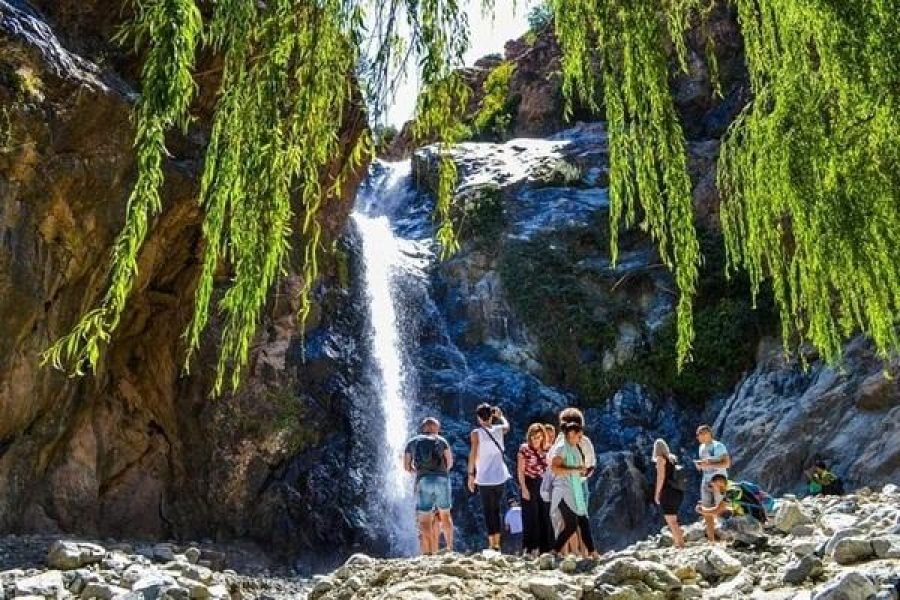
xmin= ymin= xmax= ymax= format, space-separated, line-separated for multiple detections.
xmin=653 ymin=438 xmax=685 ymax=548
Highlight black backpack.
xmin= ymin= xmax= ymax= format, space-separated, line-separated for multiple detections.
xmin=668 ymin=460 xmax=690 ymax=491
xmin=413 ymin=436 xmax=446 ymax=473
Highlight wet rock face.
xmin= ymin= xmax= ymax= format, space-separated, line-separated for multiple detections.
xmin=0 ymin=0 xmax=367 ymax=554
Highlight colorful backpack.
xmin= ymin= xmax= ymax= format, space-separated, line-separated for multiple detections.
xmin=734 ymin=481 xmax=776 ymax=522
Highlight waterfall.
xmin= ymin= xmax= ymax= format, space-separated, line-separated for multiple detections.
xmin=352 ymin=161 xmax=424 ymax=555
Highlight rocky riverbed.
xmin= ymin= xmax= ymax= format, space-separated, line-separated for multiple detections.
xmin=309 ymin=486 xmax=900 ymax=600
xmin=2 ymin=486 xmax=898 ymax=599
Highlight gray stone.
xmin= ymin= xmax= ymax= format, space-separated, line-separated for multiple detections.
xmin=793 ymin=539 xmax=822 ymax=557
xmin=47 ymin=541 xmax=106 ymax=570
xmin=131 ymin=573 xmax=178 ymax=600
xmin=596 ymin=558 xmax=681 ymax=592
xmin=181 ymin=565 xmax=211 ymax=584
xmin=813 ymin=572 xmax=877 ymax=600
xmin=152 ymin=544 xmax=176 ymax=563
xmin=434 ymin=563 xmax=473 ymax=579
xmin=871 ymin=535 xmax=900 ymax=559
xmin=698 ymin=548 xmax=743 ymax=578
xmin=100 ymin=552 xmax=129 ymax=572
xmin=15 ymin=571 xmax=66 ymax=597
xmin=775 ymin=501 xmax=814 ymax=533
xmin=824 ymin=527 xmax=865 ymax=555
xmin=162 ymin=587 xmax=191 ymax=600
xmin=80 ymin=582 xmax=129 ymax=599
xmin=821 ymin=514 xmax=860 ymax=535
xmin=782 ymin=555 xmax=823 ymax=585
xmin=792 ymin=524 xmax=818 ymax=537
xmin=875 ymin=588 xmax=898 ymax=600
xmin=176 ymin=578 xmax=209 ymax=599
xmin=343 ymin=553 xmax=374 ymax=567
xmin=559 ymin=556 xmax=577 ymax=574
xmin=528 ymin=575 xmax=576 ymax=600
xmin=682 ymin=585 xmax=703 ymax=599
xmin=183 ymin=548 xmax=201 ymax=565
xmin=308 ymin=577 xmax=334 ymax=600
xmin=538 ymin=553 xmax=555 ymax=570
xmin=206 ymin=585 xmax=229 ymax=600
xmin=832 ymin=537 xmax=875 ymax=564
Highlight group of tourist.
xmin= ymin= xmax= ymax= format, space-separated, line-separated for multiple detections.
xmin=402 ymin=408 xmax=826 ymax=556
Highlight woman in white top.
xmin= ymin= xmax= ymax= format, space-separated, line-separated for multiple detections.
xmin=467 ymin=403 xmax=511 ymax=551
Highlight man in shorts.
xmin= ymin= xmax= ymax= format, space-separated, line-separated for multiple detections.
xmin=404 ymin=417 xmax=454 ymax=554
xmin=694 ymin=424 xmax=731 ymax=542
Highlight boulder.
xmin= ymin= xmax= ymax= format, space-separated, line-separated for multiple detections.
xmin=792 ymin=539 xmax=823 ymax=557
xmin=161 ymin=587 xmax=191 ymax=600
xmin=813 ymin=572 xmax=877 ymax=600
xmin=595 ymin=558 xmax=681 ymax=592
xmin=175 ymin=577 xmax=209 ymax=599
xmin=871 ymin=536 xmax=900 ymax=559
xmin=559 ymin=556 xmax=577 ymax=574
xmin=47 ymin=541 xmax=106 ymax=570
xmin=152 ymin=545 xmax=177 ymax=563
xmin=14 ymin=571 xmax=66 ymax=597
xmin=832 ymin=537 xmax=875 ymax=565
xmin=528 ymin=575 xmax=577 ymax=600
xmin=697 ymin=548 xmax=743 ymax=579
xmin=775 ymin=501 xmax=814 ymax=533
xmin=81 ymin=582 xmax=130 ymax=599
xmin=183 ymin=548 xmax=201 ymax=565
xmin=206 ymin=585 xmax=229 ymax=600
xmin=783 ymin=555 xmax=823 ymax=585
xmin=824 ymin=528 xmax=865 ymax=556
xmin=821 ymin=514 xmax=860 ymax=535
xmin=131 ymin=573 xmax=178 ymax=599
xmin=792 ymin=524 xmax=818 ymax=537
xmin=181 ymin=565 xmax=212 ymax=584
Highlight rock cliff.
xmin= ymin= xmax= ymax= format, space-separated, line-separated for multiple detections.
xmin=0 ymin=0 xmax=368 ymax=559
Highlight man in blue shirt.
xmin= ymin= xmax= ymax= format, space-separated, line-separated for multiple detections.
xmin=694 ymin=424 xmax=731 ymax=542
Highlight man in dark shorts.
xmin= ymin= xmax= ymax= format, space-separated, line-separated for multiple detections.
xmin=404 ymin=417 xmax=454 ymax=554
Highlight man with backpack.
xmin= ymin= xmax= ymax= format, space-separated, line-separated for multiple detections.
xmin=699 ymin=474 xmax=771 ymax=548
xmin=694 ymin=424 xmax=731 ymax=542
xmin=404 ymin=417 xmax=454 ymax=554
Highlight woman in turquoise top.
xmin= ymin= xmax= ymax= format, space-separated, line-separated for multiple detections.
xmin=549 ymin=421 xmax=597 ymax=556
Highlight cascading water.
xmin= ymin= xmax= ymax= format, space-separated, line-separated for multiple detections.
xmin=352 ymin=161 xmax=428 ymax=555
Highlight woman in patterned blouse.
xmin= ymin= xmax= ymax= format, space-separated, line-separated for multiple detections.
xmin=517 ymin=423 xmax=551 ymax=556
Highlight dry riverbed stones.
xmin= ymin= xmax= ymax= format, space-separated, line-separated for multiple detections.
xmin=0 ymin=485 xmax=898 ymax=599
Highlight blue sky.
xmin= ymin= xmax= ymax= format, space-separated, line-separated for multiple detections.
xmin=384 ymin=0 xmax=532 ymax=127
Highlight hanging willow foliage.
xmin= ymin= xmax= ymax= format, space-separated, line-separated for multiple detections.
xmin=552 ymin=0 xmax=899 ymax=367
xmin=43 ymin=0 xmax=202 ymax=374
xmin=718 ymin=0 xmax=900 ymax=363
xmin=45 ymin=0 xmax=900 ymax=392
xmin=551 ymin=0 xmax=715 ymax=367
xmin=44 ymin=0 xmax=471 ymax=394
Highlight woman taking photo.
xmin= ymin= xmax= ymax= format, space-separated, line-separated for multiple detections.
xmin=653 ymin=438 xmax=685 ymax=548
xmin=467 ymin=403 xmax=511 ymax=551
xmin=549 ymin=420 xmax=597 ymax=557
xmin=517 ymin=423 xmax=550 ymax=556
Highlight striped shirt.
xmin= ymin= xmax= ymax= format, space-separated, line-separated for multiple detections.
xmin=518 ymin=443 xmax=548 ymax=479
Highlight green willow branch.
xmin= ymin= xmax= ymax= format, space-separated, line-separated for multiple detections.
xmin=42 ymin=0 xmax=202 ymax=374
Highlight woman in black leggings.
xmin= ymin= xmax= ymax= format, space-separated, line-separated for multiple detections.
xmin=467 ymin=403 xmax=511 ymax=551
xmin=549 ymin=421 xmax=597 ymax=556
xmin=517 ymin=423 xmax=551 ymax=555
